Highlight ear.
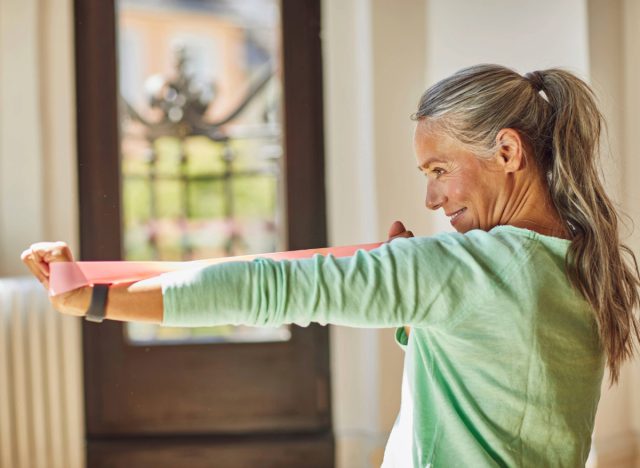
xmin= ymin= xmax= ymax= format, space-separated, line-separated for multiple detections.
xmin=494 ymin=128 xmax=526 ymax=173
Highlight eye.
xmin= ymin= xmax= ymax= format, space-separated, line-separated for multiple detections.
xmin=419 ymin=166 xmax=446 ymax=179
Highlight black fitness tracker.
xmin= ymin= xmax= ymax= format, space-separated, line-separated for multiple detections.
xmin=85 ymin=283 xmax=110 ymax=323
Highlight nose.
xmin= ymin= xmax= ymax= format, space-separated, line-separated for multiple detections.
xmin=425 ymin=180 xmax=444 ymax=211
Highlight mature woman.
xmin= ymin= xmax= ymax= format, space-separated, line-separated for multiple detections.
xmin=23 ymin=64 xmax=640 ymax=467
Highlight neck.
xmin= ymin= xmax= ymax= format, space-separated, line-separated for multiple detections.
xmin=498 ymin=171 xmax=571 ymax=240
xmin=509 ymin=218 xmax=571 ymax=239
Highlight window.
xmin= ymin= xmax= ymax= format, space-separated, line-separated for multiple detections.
xmin=116 ymin=0 xmax=291 ymax=344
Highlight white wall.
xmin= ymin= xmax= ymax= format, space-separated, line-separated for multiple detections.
xmin=0 ymin=0 xmax=79 ymax=274
xmin=0 ymin=1 xmax=84 ymax=467
xmin=587 ymin=1 xmax=640 ymax=466
xmin=425 ymin=0 xmax=590 ymax=78
xmin=322 ymin=0 xmax=427 ymax=464
xmin=616 ymin=0 xmax=640 ymax=465
xmin=0 ymin=0 xmax=44 ymax=273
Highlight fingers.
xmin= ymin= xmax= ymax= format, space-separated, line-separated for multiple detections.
xmin=20 ymin=241 xmax=74 ymax=291
xmin=390 ymin=231 xmax=414 ymax=239
xmin=32 ymin=241 xmax=73 ymax=264
xmin=387 ymin=220 xmax=407 ymax=238
xmin=386 ymin=221 xmax=415 ymax=242
xmin=21 ymin=249 xmax=50 ymax=289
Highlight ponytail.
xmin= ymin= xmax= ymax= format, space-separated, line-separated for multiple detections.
xmin=540 ymin=69 xmax=640 ymax=383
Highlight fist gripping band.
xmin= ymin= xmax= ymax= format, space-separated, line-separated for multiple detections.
xmin=48 ymin=242 xmax=384 ymax=296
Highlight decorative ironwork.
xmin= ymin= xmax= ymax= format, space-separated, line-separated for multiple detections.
xmin=120 ymin=47 xmax=281 ymax=260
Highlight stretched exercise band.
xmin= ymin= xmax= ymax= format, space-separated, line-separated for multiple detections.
xmin=48 ymin=242 xmax=384 ymax=296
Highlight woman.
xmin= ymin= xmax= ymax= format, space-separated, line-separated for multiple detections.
xmin=22 ymin=64 xmax=640 ymax=467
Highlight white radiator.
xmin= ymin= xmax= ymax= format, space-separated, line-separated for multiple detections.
xmin=0 ymin=277 xmax=85 ymax=468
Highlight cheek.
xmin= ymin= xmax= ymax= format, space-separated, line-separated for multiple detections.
xmin=446 ymin=178 xmax=470 ymax=201
xmin=445 ymin=173 xmax=489 ymax=212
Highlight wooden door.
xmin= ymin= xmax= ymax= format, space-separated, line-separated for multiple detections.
xmin=74 ymin=0 xmax=333 ymax=466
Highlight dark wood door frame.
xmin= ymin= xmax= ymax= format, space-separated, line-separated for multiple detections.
xmin=74 ymin=0 xmax=332 ymax=465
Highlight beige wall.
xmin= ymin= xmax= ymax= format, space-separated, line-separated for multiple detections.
xmin=588 ymin=0 xmax=640 ymax=466
xmin=621 ymin=1 xmax=640 ymax=459
xmin=0 ymin=1 xmax=84 ymax=467
xmin=322 ymin=0 xmax=427 ymax=464
xmin=0 ymin=0 xmax=79 ymax=273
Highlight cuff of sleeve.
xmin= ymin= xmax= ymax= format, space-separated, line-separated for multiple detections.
xmin=159 ymin=269 xmax=200 ymax=327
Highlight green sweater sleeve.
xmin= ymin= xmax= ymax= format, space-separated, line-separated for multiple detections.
xmin=160 ymin=232 xmax=523 ymax=328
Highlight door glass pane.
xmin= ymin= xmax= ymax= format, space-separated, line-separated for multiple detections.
xmin=116 ymin=0 xmax=290 ymax=345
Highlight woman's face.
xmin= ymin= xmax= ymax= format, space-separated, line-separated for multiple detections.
xmin=414 ymin=120 xmax=512 ymax=233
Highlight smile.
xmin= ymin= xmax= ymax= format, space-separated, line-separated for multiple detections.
xmin=448 ymin=208 xmax=466 ymax=224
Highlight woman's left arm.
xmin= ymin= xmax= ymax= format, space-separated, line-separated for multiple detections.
xmin=23 ymin=230 xmax=467 ymax=328
xmin=21 ymin=241 xmax=165 ymax=323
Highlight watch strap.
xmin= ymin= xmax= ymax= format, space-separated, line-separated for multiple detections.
xmin=85 ymin=283 xmax=110 ymax=323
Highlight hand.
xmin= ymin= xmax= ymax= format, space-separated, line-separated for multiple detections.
xmin=20 ymin=242 xmax=90 ymax=316
xmin=386 ymin=220 xmax=414 ymax=243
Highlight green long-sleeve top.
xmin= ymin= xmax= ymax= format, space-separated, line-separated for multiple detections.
xmin=160 ymin=225 xmax=604 ymax=467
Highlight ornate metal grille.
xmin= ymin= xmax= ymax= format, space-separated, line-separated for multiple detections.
xmin=122 ymin=49 xmax=282 ymax=260
xmin=117 ymin=2 xmax=289 ymax=344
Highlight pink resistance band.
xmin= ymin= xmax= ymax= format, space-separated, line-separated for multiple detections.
xmin=48 ymin=242 xmax=384 ymax=296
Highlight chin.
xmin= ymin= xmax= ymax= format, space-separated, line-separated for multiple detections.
xmin=451 ymin=223 xmax=469 ymax=233
xmin=453 ymin=221 xmax=478 ymax=233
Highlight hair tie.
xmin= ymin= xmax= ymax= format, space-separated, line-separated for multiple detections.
xmin=524 ymin=71 xmax=545 ymax=92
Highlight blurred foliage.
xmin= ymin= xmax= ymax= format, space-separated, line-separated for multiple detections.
xmin=122 ymin=136 xmax=277 ymax=261
xmin=122 ymin=134 xmax=289 ymax=344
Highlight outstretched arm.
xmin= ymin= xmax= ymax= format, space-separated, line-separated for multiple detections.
xmin=21 ymin=242 xmax=164 ymax=323
xmin=21 ymin=221 xmax=416 ymax=326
